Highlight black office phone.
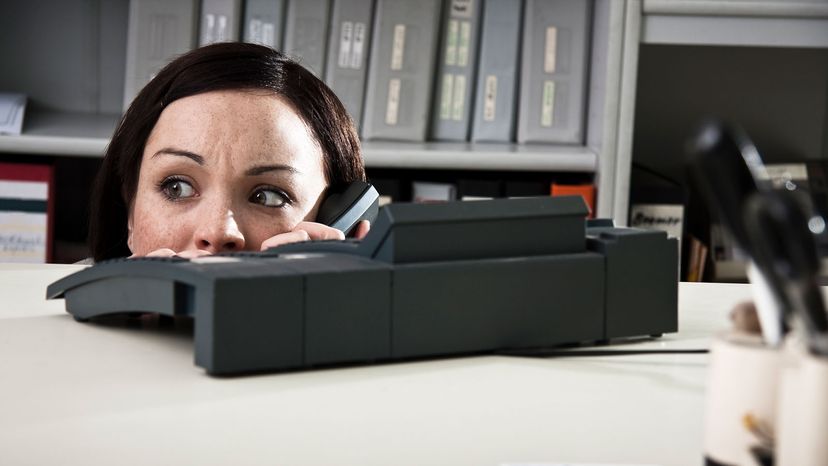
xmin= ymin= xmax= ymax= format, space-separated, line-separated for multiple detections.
xmin=316 ymin=181 xmax=379 ymax=236
xmin=47 ymin=196 xmax=679 ymax=376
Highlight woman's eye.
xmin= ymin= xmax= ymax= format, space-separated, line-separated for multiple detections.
xmin=250 ymin=188 xmax=288 ymax=208
xmin=160 ymin=178 xmax=196 ymax=200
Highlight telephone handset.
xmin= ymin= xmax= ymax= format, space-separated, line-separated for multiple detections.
xmin=315 ymin=181 xmax=380 ymax=237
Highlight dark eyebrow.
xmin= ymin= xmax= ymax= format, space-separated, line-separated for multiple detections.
xmin=245 ymin=165 xmax=301 ymax=176
xmin=152 ymin=148 xmax=205 ymax=165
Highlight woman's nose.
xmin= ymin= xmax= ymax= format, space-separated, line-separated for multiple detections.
xmin=193 ymin=209 xmax=245 ymax=254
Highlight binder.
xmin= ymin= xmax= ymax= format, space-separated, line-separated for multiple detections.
xmin=470 ymin=0 xmax=522 ymax=142
xmin=430 ymin=0 xmax=483 ymax=141
xmin=324 ymin=0 xmax=376 ymax=129
xmin=199 ymin=0 xmax=243 ymax=46
xmin=550 ymin=182 xmax=595 ymax=217
xmin=242 ymin=0 xmax=286 ymax=49
xmin=361 ymin=0 xmax=443 ymax=141
xmin=458 ymin=179 xmax=502 ymax=200
xmin=283 ymin=0 xmax=331 ymax=77
xmin=412 ymin=181 xmax=457 ymax=203
xmin=0 ymin=162 xmax=54 ymax=263
xmin=123 ymin=0 xmax=199 ymax=111
xmin=517 ymin=0 xmax=591 ymax=144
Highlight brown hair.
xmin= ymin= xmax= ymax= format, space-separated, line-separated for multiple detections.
xmin=88 ymin=42 xmax=365 ymax=261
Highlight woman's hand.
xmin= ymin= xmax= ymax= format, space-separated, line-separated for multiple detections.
xmin=259 ymin=220 xmax=371 ymax=251
xmin=129 ymin=220 xmax=371 ymax=257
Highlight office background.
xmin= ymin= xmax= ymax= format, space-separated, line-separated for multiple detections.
xmin=1 ymin=0 xmax=827 ymax=282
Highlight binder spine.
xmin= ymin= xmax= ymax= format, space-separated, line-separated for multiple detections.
xmin=123 ymin=0 xmax=199 ymax=111
xmin=283 ymin=0 xmax=332 ymax=77
xmin=242 ymin=0 xmax=286 ymax=49
xmin=517 ymin=0 xmax=592 ymax=144
xmin=470 ymin=0 xmax=523 ymax=143
xmin=199 ymin=0 xmax=243 ymax=46
xmin=324 ymin=0 xmax=376 ymax=130
xmin=430 ymin=0 xmax=483 ymax=141
xmin=361 ymin=0 xmax=443 ymax=141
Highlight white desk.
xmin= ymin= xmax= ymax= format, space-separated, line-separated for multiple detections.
xmin=0 ymin=263 xmax=752 ymax=466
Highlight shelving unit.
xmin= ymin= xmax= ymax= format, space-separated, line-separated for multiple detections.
xmin=619 ymin=0 xmax=828 ymax=280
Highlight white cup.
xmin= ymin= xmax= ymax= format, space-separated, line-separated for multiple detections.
xmin=703 ymin=332 xmax=782 ymax=466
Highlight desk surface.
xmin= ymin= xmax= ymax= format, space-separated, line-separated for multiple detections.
xmin=0 ymin=263 xmax=752 ymax=466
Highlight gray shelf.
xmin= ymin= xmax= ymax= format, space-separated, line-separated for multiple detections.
xmin=0 ymin=110 xmax=595 ymax=172
xmin=641 ymin=0 xmax=828 ymax=47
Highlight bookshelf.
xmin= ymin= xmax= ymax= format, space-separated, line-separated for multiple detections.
xmin=0 ymin=0 xmax=629 ymax=261
xmin=622 ymin=0 xmax=828 ymax=281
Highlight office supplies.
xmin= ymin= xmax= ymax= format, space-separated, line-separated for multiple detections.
xmin=0 ymin=162 xmax=54 ymax=263
xmin=686 ymin=120 xmax=789 ymax=346
xmin=47 ymin=196 xmax=678 ymax=375
xmin=0 ymin=93 xmax=26 ymax=135
xmin=242 ymin=0 xmax=286 ymax=48
xmin=517 ymin=0 xmax=591 ymax=144
xmin=283 ymin=0 xmax=330 ymax=77
xmin=123 ymin=0 xmax=199 ymax=111
xmin=430 ymin=0 xmax=483 ymax=141
xmin=412 ymin=181 xmax=457 ymax=202
xmin=324 ymin=0 xmax=375 ymax=129
xmin=551 ymin=183 xmax=595 ymax=218
xmin=470 ymin=0 xmax=522 ymax=143
xmin=199 ymin=0 xmax=242 ymax=45
xmin=743 ymin=190 xmax=828 ymax=356
xmin=361 ymin=0 xmax=443 ymax=141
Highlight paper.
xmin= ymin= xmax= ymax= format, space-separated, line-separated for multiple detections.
xmin=0 ymin=93 xmax=26 ymax=135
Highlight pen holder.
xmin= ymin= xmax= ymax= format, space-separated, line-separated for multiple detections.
xmin=703 ymin=332 xmax=782 ymax=466
xmin=776 ymin=343 xmax=828 ymax=466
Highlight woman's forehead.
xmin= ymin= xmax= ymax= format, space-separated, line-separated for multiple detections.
xmin=145 ymin=90 xmax=324 ymax=170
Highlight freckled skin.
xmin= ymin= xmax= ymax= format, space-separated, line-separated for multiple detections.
xmin=127 ymin=90 xmax=330 ymax=256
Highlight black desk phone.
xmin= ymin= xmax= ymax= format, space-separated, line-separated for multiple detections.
xmin=47 ymin=196 xmax=680 ymax=376
xmin=314 ymin=181 xmax=379 ymax=235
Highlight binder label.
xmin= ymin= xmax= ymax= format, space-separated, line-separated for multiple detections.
xmin=391 ymin=24 xmax=406 ymax=70
xmin=458 ymin=21 xmax=471 ymax=67
xmin=249 ymin=19 xmax=262 ymax=44
xmin=446 ymin=20 xmax=459 ymax=65
xmin=386 ymin=78 xmax=401 ymax=125
xmin=338 ymin=21 xmax=354 ymax=68
xmin=544 ymin=27 xmax=557 ymax=74
xmin=203 ymin=14 xmax=216 ymax=44
xmin=541 ymin=80 xmax=555 ymax=127
xmin=216 ymin=15 xmax=228 ymax=42
xmin=262 ymin=23 xmax=275 ymax=47
xmin=452 ymin=75 xmax=466 ymax=121
xmin=352 ymin=22 xmax=366 ymax=69
xmin=450 ymin=0 xmax=474 ymax=18
xmin=440 ymin=74 xmax=454 ymax=120
xmin=483 ymin=75 xmax=497 ymax=122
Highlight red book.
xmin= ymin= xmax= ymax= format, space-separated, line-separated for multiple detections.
xmin=0 ymin=162 xmax=55 ymax=262
xmin=550 ymin=183 xmax=596 ymax=218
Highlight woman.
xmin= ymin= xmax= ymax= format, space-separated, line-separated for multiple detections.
xmin=88 ymin=42 xmax=369 ymax=261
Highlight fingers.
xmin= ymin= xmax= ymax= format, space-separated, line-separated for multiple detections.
xmin=260 ymin=229 xmax=312 ymax=251
xmin=259 ymin=222 xmax=346 ymax=251
xmin=129 ymin=248 xmax=212 ymax=259
xmin=354 ymin=220 xmax=371 ymax=240
xmin=293 ymin=221 xmax=346 ymax=241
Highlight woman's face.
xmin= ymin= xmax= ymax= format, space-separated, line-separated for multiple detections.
xmin=127 ymin=90 xmax=328 ymax=256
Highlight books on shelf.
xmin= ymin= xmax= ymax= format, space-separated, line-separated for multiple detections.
xmin=412 ymin=181 xmax=457 ymax=203
xmin=430 ymin=0 xmax=483 ymax=141
xmin=199 ymin=0 xmax=243 ymax=46
xmin=123 ymin=0 xmax=199 ymax=110
xmin=470 ymin=0 xmax=522 ymax=143
xmin=517 ymin=0 xmax=591 ymax=144
xmin=283 ymin=0 xmax=331 ymax=77
xmin=324 ymin=0 xmax=376 ymax=130
xmin=0 ymin=162 xmax=54 ymax=263
xmin=0 ymin=93 xmax=27 ymax=136
xmin=361 ymin=0 xmax=443 ymax=141
xmin=242 ymin=0 xmax=286 ymax=48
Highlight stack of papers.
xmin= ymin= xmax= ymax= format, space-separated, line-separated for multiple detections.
xmin=0 ymin=93 xmax=27 ymax=136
